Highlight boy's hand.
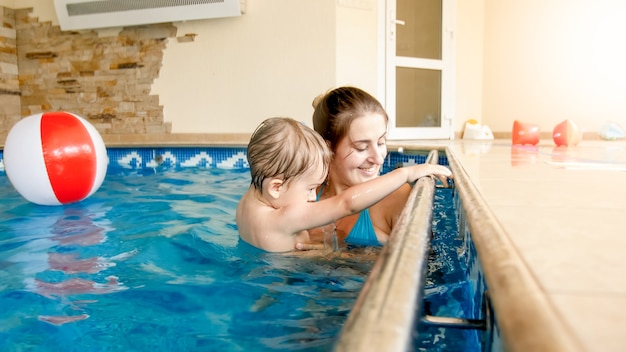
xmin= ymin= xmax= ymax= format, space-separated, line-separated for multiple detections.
xmin=412 ymin=164 xmax=452 ymax=186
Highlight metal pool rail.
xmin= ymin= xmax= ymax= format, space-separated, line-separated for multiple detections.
xmin=334 ymin=150 xmax=439 ymax=351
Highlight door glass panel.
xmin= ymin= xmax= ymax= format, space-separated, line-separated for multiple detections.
xmin=396 ymin=0 xmax=442 ymax=60
xmin=396 ymin=67 xmax=441 ymax=127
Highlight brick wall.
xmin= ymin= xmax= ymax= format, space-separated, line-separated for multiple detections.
xmin=0 ymin=7 xmax=175 ymax=142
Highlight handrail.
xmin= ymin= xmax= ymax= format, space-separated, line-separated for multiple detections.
xmin=334 ymin=150 xmax=439 ymax=352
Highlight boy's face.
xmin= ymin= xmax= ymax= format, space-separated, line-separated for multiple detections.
xmin=280 ymin=159 xmax=327 ymax=205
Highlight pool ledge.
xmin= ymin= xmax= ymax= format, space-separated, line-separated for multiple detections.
xmin=335 ymin=151 xmax=438 ymax=351
xmin=102 ymin=133 xmax=251 ymax=147
xmin=446 ymin=147 xmax=583 ymax=351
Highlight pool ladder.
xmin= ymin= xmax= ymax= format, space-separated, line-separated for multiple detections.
xmin=334 ymin=149 xmax=493 ymax=352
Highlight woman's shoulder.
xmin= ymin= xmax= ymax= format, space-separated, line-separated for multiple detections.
xmin=382 ymin=183 xmax=412 ymax=207
xmin=367 ymin=184 xmax=412 ymax=240
xmin=370 ymin=184 xmax=411 ymax=219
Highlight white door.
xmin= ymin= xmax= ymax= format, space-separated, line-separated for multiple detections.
xmin=385 ymin=0 xmax=455 ymax=140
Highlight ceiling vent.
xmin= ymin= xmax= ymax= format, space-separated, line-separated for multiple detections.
xmin=53 ymin=0 xmax=243 ymax=30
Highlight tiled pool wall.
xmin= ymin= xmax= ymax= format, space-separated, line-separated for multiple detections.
xmin=455 ymin=189 xmax=501 ymax=350
xmin=0 ymin=147 xmax=448 ymax=173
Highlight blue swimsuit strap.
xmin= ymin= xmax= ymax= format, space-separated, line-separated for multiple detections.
xmin=316 ymin=182 xmax=380 ymax=246
xmin=316 ymin=183 xmax=325 ymax=201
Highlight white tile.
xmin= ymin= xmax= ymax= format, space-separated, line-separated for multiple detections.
xmin=552 ymin=293 xmax=626 ymax=352
xmin=445 ymin=139 xmax=626 ymax=350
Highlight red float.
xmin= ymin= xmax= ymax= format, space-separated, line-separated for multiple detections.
xmin=553 ymin=119 xmax=582 ymax=147
xmin=512 ymin=120 xmax=540 ymax=146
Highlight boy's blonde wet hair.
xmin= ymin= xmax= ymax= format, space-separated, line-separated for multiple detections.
xmin=247 ymin=117 xmax=332 ymax=190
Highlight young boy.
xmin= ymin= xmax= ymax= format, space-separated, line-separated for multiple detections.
xmin=236 ymin=117 xmax=452 ymax=252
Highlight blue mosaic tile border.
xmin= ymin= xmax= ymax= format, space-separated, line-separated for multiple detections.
xmin=0 ymin=147 xmax=447 ymax=173
xmin=106 ymin=147 xmax=249 ymax=170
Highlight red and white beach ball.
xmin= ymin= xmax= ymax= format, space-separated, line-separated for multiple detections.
xmin=4 ymin=112 xmax=108 ymax=206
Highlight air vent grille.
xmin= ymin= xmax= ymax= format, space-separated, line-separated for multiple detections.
xmin=53 ymin=0 xmax=242 ymax=30
xmin=67 ymin=0 xmax=226 ymax=16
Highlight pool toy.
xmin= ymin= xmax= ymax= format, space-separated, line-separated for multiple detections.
xmin=552 ymin=119 xmax=582 ymax=147
xmin=462 ymin=119 xmax=494 ymax=140
xmin=598 ymin=122 xmax=626 ymax=140
xmin=4 ymin=112 xmax=108 ymax=205
xmin=512 ymin=120 xmax=540 ymax=145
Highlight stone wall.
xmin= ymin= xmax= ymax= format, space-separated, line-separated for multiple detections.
xmin=0 ymin=7 xmax=20 ymax=139
xmin=1 ymin=7 xmax=175 ymax=142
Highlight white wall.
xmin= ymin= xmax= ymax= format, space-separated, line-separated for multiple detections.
xmin=335 ymin=2 xmax=379 ymax=96
xmin=152 ymin=0 xmax=336 ymax=133
xmin=12 ymin=0 xmax=625 ymax=136
xmin=11 ymin=0 xmax=340 ymax=133
xmin=482 ymin=0 xmax=626 ymax=134
xmin=9 ymin=0 xmax=469 ymax=135
xmin=455 ymin=0 xmax=484 ymax=133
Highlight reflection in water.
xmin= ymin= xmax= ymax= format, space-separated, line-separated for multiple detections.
xmin=38 ymin=314 xmax=90 ymax=326
xmin=510 ymin=145 xmax=539 ymax=166
xmin=5 ymin=206 xmax=133 ymax=326
xmin=50 ymin=210 xmax=107 ymax=246
xmin=461 ymin=141 xmax=493 ymax=155
xmin=28 ymin=276 xmax=126 ymax=298
xmin=47 ymin=253 xmax=103 ymax=274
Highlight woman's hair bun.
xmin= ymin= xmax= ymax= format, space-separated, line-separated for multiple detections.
xmin=312 ymin=93 xmax=325 ymax=109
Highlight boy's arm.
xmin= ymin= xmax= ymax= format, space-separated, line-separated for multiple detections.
xmin=335 ymin=163 xmax=451 ymax=214
xmin=300 ymin=164 xmax=452 ymax=230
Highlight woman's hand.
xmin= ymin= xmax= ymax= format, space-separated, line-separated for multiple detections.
xmin=295 ymin=242 xmax=325 ymax=251
xmin=295 ymin=223 xmax=336 ymax=251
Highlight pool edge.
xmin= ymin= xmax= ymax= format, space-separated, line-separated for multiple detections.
xmin=446 ymin=146 xmax=583 ymax=351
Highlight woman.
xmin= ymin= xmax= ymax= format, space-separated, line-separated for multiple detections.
xmin=298 ymin=86 xmax=450 ymax=249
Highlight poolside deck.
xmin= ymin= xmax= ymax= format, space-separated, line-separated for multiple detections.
xmin=392 ymin=139 xmax=626 ymax=352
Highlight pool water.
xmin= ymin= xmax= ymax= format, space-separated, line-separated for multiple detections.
xmin=414 ymin=186 xmax=485 ymax=351
xmin=0 ymin=153 xmax=486 ymax=351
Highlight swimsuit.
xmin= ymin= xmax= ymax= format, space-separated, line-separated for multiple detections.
xmin=344 ymin=208 xmax=380 ymax=246
xmin=317 ymin=185 xmax=381 ymax=247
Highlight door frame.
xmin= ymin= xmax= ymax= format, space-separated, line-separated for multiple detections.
xmin=379 ymin=0 xmax=456 ymax=140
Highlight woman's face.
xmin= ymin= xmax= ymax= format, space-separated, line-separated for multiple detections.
xmin=330 ymin=112 xmax=388 ymax=188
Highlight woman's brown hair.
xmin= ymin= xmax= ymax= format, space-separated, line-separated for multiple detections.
xmin=312 ymin=86 xmax=388 ymax=151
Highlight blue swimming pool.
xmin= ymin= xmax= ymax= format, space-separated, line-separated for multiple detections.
xmin=0 ymin=147 xmax=488 ymax=351
xmin=415 ymin=185 xmax=488 ymax=351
